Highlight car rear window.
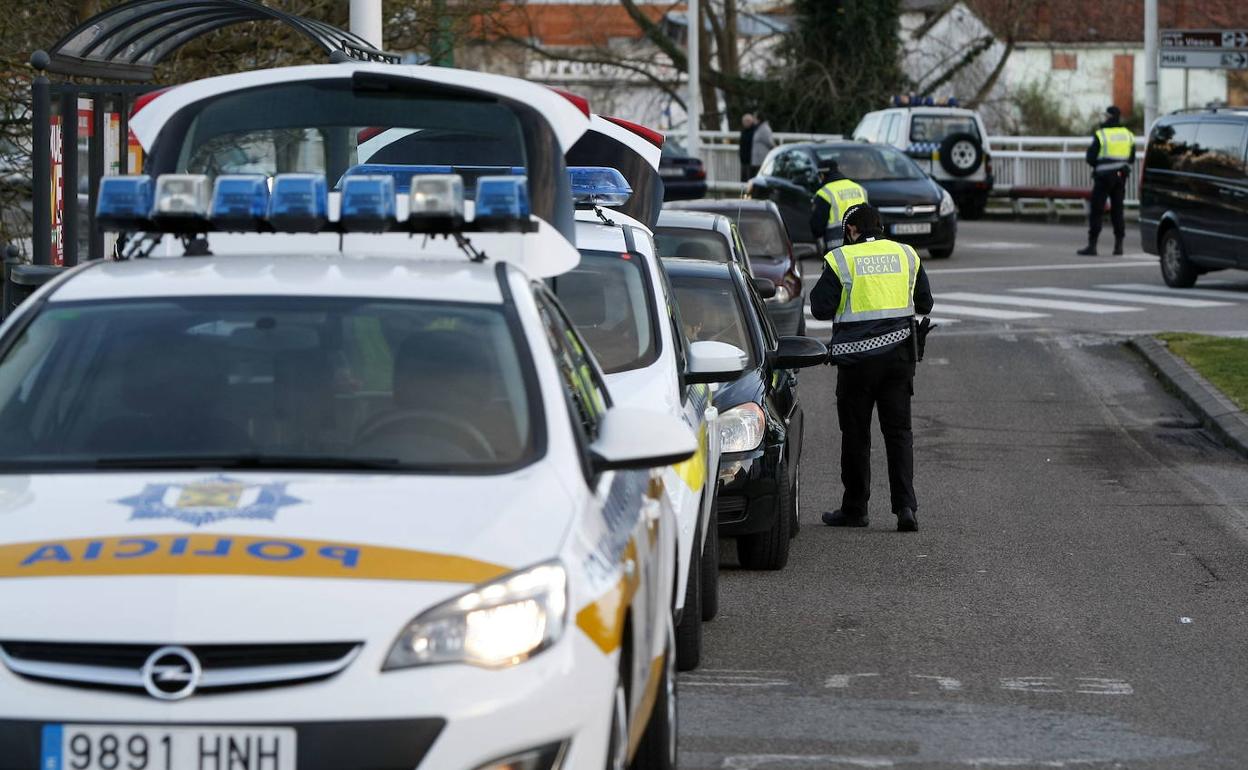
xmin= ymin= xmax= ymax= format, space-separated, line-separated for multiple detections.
xmin=1193 ymin=122 xmax=1248 ymax=179
xmin=909 ymin=115 xmax=980 ymax=143
xmin=0 ymin=297 xmax=537 ymax=473
xmin=550 ymin=250 xmax=659 ymax=374
xmin=669 ymin=275 xmax=757 ymax=368
xmin=654 ymin=227 xmax=732 ymax=262
xmin=734 ymin=210 xmax=789 ymax=258
xmin=1146 ymin=121 xmax=1200 ymax=171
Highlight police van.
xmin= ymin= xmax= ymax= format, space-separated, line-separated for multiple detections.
xmin=0 ymin=64 xmax=724 ymax=770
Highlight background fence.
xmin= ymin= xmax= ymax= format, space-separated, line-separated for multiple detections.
xmin=681 ymin=132 xmax=1147 ymax=204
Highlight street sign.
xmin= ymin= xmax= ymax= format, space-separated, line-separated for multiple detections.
xmin=1160 ymin=50 xmax=1248 ymax=70
xmin=1160 ymin=29 xmax=1248 ymax=50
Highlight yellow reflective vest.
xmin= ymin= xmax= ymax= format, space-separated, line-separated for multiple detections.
xmin=815 ymin=179 xmax=869 ymax=228
xmin=1094 ymin=126 xmax=1134 ymax=170
xmin=823 ymin=238 xmax=919 ymax=360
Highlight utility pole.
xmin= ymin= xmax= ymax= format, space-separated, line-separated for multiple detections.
xmin=1144 ymin=0 xmax=1158 ymax=132
xmin=686 ymin=0 xmax=702 ymax=158
xmin=349 ymin=0 xmax=383 ymax=49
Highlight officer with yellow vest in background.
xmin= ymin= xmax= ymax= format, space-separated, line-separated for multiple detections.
xmin=1078 ymin=105 xmax=1136 ymax=256
xmin=811 ymin=204 xmax=933 ymax=533
xmin=811 ymin=160 xmax=868 ymax=251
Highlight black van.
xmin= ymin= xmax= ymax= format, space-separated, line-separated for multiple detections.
xmin=1139 ymin=109 xmax=1248 ymax=287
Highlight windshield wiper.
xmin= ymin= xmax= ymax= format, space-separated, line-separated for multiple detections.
xmin=91 ymin=454 xmax=403 ymax=471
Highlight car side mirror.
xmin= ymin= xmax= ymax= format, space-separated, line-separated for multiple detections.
xmin=769 ymin=336 xmax=828 ymax=369
xmin=751 ymin=277 xmax=777 ymax=299
xmin=591 ymin=407 xmax=696 ymax=472
xmin=745 ymin=178 xmax=771 ymax=200
xmin=686 ymin=340 xmax=747 ymax=384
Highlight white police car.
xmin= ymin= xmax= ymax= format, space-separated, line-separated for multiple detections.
xmin=549 ymin=160 xmax=744 ymax=672
xmin=0 ymin=66 xmax=722 ymax=770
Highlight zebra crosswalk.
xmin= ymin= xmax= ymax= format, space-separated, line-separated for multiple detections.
xmin=802 ymin=283 xmax=1248 ymax=328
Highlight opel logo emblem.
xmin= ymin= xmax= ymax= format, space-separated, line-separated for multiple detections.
xmin=905 ymin=206 xmax=914 ymax=216
xmin=141 ymin=645 xmax=202 ymax=701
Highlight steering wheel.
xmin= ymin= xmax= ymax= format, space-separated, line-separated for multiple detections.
xmin=354 ymin=409 xmax=496 ymax=460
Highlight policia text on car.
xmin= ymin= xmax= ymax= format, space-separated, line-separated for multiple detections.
xmin=810 ymin=204 xmax=934 ymax=533
xmin=1078 ymin=105 xmax=1136 ymax=257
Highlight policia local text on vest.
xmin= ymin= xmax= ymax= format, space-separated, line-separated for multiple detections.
xmin=810 ymin=204 xmax=934 ymax=533
xmin=811 ymin=162 xmax=869 ymax=250
xmin=1078 ymin=105 xmax=1136 ymax=257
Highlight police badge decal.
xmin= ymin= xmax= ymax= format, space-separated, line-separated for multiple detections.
xmin=118 ymin=475 xmax=302 ymax=526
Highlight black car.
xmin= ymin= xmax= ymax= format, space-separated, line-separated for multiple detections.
xmin=1139 ymin=108 xmax=1248 ymax=287
xmin=663 ymin=257 xmax=827 ymax=571
xmin=665 ymin=199 xmax=806 ymax=336
xmin=660 ymin=137 xmax=708 ymax=201
xmin=747 ymin=141 xmax=958 ymax=259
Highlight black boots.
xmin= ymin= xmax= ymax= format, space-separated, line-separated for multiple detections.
xmin=1077 ymin=238 xmax=1098 ymax=256
xmin=1113 ymin=237 xmax=1124 ymax=256
xmin=822 ymin=509 xmax=868 ymax=527
xmin=896 ymin=508 xmax=918 ymax=532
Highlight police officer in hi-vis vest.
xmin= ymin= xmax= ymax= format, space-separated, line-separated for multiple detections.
xmin=1078 ymin=105 xmax=1136 ymax=256
xmin=810 ymin=204 xmax=933 ymax=532
xmin=810 ymin=161 xmax=868 ymax=251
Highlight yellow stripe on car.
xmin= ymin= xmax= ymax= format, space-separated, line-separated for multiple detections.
xmin=671 ymin=423 xmax=708 ymax=492
xmin=575 ymin=540 xmax=641 ymax=654
xmin=0 ymin=534 xmax=510 ymax=584
xmin=627 ymin=653 xmax=667 ymax=758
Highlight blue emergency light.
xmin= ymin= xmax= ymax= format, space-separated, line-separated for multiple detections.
xmin=96 ymin=175 xmax=153 ymax=229
xmin=269 ymin=174 xmax=328 ymax=232
xmin=568 ymin=166 xmax=632 ymax=208
xmin=338 ymin=164 xmax=453 ymax=193
xmin=473 ymin=176 xmax=530 ymax=226
xmin=209 ymin=175 xmax=269 ymax=229
xmin=339 ymin=175 xmax=396 ymax=232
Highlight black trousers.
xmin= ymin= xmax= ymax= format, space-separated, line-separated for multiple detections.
xmin=836 ymin=349 xmax=917 ymax=516
xmin=1088 ymin=171 xmax=1127 ymax=241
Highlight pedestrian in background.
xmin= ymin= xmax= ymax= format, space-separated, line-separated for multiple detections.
xmin=739 ymin=113 xmax=757 ymax=182
xmin=750 ymin=111 xmax=775 ymax=178
xmin=1078 ymin=105 xmax=1135 ymax=257
xmin=811 ymin=204 xmax=933 ymax=533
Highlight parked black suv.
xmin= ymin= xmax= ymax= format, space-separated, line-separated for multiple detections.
xmin=1139 ymin=109 xmax=1248 ymax=287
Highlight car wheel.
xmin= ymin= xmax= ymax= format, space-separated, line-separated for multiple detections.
xmin=675 ymin=538 xmax=702 ymax=671
xmin=928 ymin=246 xmax=954 ymax=259
xmin=700 ymin=503 xmax=719 ymax=622
xmin=605 ymin=680 xmax=629 ymax=770
xmin=1160 ymin=228 xmax=1198 ymax=288
xmin=631 ymin=617 xmax=677 ymax=770
xmin=939 ymin=132 xmax=983 ymax=178
xmin=736 ymin=458 xmax=792 ymax=570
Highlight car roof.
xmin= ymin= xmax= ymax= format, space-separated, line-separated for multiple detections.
xmin=656 ymin=210 xmax=729 ymax=232
xmin=48 ymin=254 xmax=506 ymax=304
xmin=1161 ymin=108 xmax=1248 ymax=121
xmin=660 ymin=256 xmax=736 ymax=280
xmin=574 ymin=209 xmax=652 ymax=253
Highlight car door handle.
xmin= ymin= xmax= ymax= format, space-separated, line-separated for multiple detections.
xmin=1227 ymin=189 xmax=1248 ymax=199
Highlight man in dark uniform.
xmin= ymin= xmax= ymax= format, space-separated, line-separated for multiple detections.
xmin=1078 ymin=105 xmax=1136 ymax=256
xmin=810 ymin=204 xmax=934 ymax=532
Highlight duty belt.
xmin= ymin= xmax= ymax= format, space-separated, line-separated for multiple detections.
xmin=829 ymin=326 xmax=912 ymax=357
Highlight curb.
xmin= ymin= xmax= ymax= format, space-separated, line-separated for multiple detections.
xmin=1128 ymin=336 xmax=1248 ymax=460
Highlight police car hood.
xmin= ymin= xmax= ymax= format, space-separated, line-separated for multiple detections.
xmin=0 ymin=471 xmax=574 ymax=642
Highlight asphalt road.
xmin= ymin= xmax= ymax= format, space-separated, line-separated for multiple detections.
xmin=680 ymin=219 xmax=1248 ymax=768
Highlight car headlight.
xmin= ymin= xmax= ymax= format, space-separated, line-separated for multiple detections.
xmin=939 ymin=189 xmax=956 ymax=216
xmin=383 ymin=560 xmax=567 ymax=670
xmin=768 ymin=284 xmax=793 ymax=304
xmin=720 ymin=402 xmax=765 ymax=453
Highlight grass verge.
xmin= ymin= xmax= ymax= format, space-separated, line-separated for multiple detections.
xmin=1156 ymin=333 xmax=1248 ymax=411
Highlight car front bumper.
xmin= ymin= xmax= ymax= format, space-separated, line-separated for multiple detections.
xmin=765 ymin=294 xmax=805 ymax=337
xmin=0 ymin=632 xmax=615 ymax=770
xmin=715 ymin=442 xmax=784 ymax=537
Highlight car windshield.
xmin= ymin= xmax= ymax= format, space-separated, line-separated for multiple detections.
xmin=813 ymin=146 xmax=925 ymax=181
xmin=669 ymin=275 xmax=757 ymax=368
xmin=654 ymin=227 xmax=732 ymax=262
xmin=0 ymin=297 xmax=536 ymax=473
xmin=550 ymin=250 xmax=659 ymax=374
xmin=909 ymin=115 xmax=981 ymax=143
xmin=732 ymin=210 xmax=788 ymax=258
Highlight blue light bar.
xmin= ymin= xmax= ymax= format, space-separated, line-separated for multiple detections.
xmin=268 ymin=174 xmax=328 ymax=232
xmin=209 ymin=175 xmax=269 ymax=229
xmin=568 ymin=166 xmax=632 ymax=207
xmin=339 ymin=175 xmax=396 ymax=232
xmin=474 ymin=176 xmax=530 ymax=227
xmin=338 ymin=164 xmax=452 ymax=193
xmin=96 ymin=175 xmax=153 ymax=229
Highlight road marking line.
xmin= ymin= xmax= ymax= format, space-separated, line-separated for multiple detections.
xmin=938 ymin=292 xmax=1140 ymax=314
xmin=824 ymin=673 xmax=880 ymax=688
xmin=1097 ymin=283 xmax=1248 ymax=301
xmin=926 ymin=261 xmax=1155 ymax=275
xmin=1074 ymin=678 xmax=1134 ymax=695
xmin=912 ymin=674 xmax=964 ymax=691
xmin=928 ymin=303 xmax=1048 ymax=320
xmin=1013 ymin=287 xmax=1231 ymax=308
xmin=1000 ymin=676 xmax=1062 ymax=693
xmin=723 ymin=756 xmax=896 ymax=769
